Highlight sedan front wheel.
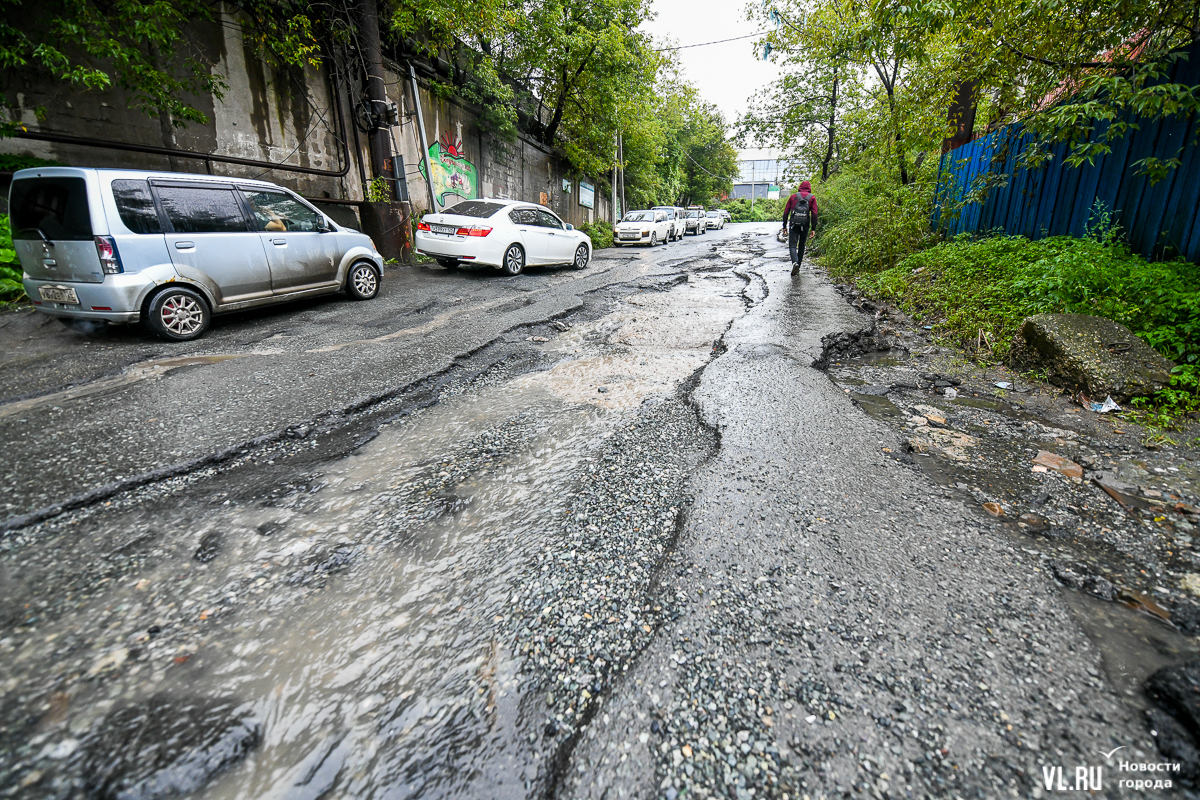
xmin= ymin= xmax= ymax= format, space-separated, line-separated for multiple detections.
xmin=573 ymin=244 xmax=589 ymax=270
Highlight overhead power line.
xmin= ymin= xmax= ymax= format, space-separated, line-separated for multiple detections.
xmin=654 ymin=31 xmax=769 ymax=52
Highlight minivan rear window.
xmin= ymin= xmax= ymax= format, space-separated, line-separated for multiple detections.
xmin=443 ymin=200 xmax=503 ymax=218
xmin=10 ymin=177 xmax=93 ymax=241
xmin=111 ymin=180 xmax=162 ymax=234
xmin=155 ymin=185 xmax=248 ymax=233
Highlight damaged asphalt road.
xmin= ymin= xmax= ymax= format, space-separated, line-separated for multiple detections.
xmin=0 ymin=225 xmax=1190 ymax=799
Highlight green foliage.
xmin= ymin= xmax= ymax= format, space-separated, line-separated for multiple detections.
xmin=858 ymin=232 xmax=1200 ymax=425
xmin=862 ymin=235 xmax=1200 ymax=366
xmin=0 ymin=154 xmax=62 ymax=171
xmin=717 ymin=198 xmax=784 ymax=223
xmin=0 ymin=214 xmax=25 ymax=305
xmin=578 ymin=220 xmax=613 ymax=250
xmin=365 ymin=176 xmax=392 ymax=203
xmin=816 ymin=159 xmax=940 ymax=277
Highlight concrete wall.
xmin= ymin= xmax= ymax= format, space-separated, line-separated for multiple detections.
xmin=1 ymin=15 xmax=611 ymax=229
xmin=386 ymin=65 xmax=611 ymax=226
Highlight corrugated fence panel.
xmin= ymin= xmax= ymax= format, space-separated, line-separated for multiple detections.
xmin=933 ymin=40 xmax=1200 ymax=262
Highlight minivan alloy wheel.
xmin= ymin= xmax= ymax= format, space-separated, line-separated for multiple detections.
xmin=161 ymin=295 xmax=204 ymax=336
xmin=348 ymin=263 xmax=379 ymax=299
xmin=147 ymin=286 xmax=211 ymax=342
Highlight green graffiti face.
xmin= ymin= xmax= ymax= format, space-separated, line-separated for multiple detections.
xmin=418 ymin=142 xmax=478 ymax=205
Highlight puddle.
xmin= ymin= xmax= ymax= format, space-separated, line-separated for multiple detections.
xmin=1060 ymin=589 xmax=1200 ymax=706
xmin=0 ymin=261 xmax=754 ymax=798
xmin=0 ymin=353 xmax=272 ymax=420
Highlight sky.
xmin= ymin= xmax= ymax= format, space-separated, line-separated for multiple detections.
xmin=640 ymin=0 xmax=783 ymax=159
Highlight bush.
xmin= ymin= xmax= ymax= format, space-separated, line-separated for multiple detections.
xmin=716 ymin=198 xmax=784 ymax=223
xmin=0 ymin=214 xmax=24 ymax=305
xmin=579 ymin=220 xmax=613 ymax=250
xmin=815 ymin=165 xmax=939 ymax=278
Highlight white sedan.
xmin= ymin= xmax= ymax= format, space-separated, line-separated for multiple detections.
xmin=705 ymin=210 xmax=726 ymax=230
xmin=415 ymin=199 xmax=592 ymax=275
xmin=613 ymin=209 xmax=673 ymax=247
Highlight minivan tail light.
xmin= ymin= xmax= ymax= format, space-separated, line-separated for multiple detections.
xmin=94 ymin=236 xmax=123 ymax=274
xmin=416 ymin=221 xmax=431 ymax=231
xmin=456 ymin=226 xmax=492 ymax=237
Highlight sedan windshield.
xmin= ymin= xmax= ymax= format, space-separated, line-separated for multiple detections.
xmin=622 ymin=211 xmax=653 ymax=222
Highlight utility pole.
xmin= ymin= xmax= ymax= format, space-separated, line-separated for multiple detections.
xmin=357 ymin=0 xmax=394 ymax=189
xmin=750 ymin=160 xmax=755 ymax=210
xmin=613 ymin=132 xmax=619 ymax=222
xmin=618 ymin=133 xmax=625 ymax=218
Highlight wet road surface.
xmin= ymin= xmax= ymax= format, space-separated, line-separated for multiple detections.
xmin=0 ymin=226 xmax=1185 ymax=798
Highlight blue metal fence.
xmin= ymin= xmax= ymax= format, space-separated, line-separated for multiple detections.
xmin=933 ymin=43 xmax=1200 ymax=263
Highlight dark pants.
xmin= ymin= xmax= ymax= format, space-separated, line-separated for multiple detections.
xmin=788 ymin=224 xmax=810 ymax=265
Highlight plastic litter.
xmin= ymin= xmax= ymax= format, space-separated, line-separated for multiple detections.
xmin=1089 ymin=396 xmax=1121 ymax=414
xmin=994 ymin=381 xmax=1013 ymax=390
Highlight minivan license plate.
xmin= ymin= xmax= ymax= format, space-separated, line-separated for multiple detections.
xmin=432 ymin=224 xmax=458 ymax=235
xmin=39 ymin=286 xmax=79 ymax=304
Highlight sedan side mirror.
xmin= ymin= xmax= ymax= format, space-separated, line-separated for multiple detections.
xmin=317 ymin=217 xmax=332 ymax=232
xmin=565 ymin=223 xmax=574 ymax=231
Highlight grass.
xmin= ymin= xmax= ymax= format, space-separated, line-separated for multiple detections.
xmin=853 ymin=231 xmax=1200 ymax=427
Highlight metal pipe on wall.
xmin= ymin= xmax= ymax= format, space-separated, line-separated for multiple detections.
xmin=16 ymin=62 xmax=356 ymax=180
xmin=409 ymin=64 xmax=438 ymax=213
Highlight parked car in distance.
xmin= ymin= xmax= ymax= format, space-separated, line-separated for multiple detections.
xmin=682 ymin=207 xmax=707 ymax=235
xmin=613 ymin=209 xmax=672 ymax=246
xmin=717 ymin=209 xmax=732 ymax=222
xmin=705 ymin=210 xmax=725 ymax=230
xmin=415 ymin=199 xmax=591 ymax=275
xmin=651 ymin=206 xmax=683 ymax=241
xmin=12 ymin=167 xmax=384 ymax=342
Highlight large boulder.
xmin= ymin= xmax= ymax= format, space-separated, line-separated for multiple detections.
xmin=1014 ymin=313 xmax=1174 ymax=400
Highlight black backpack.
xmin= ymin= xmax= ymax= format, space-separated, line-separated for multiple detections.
xmin=789 ymin=193 xmax=812 ymax=228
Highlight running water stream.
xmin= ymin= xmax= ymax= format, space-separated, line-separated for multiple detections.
xmin=0 ymin=239 xmax=769 ymax=799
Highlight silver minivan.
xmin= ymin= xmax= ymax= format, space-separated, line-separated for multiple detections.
xmin=11 ymin=167 xmax=384 ymax=341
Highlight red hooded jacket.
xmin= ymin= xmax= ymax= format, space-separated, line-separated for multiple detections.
xmin=783 ymin=183 xmax=818 ymax=228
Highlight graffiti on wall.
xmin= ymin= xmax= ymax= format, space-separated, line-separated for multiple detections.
xmin=419 ymin=127 xmax=478 ymax=206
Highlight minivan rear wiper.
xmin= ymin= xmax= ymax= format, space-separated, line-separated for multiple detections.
xmin=17 ymin=227 xmax=54 ymax=245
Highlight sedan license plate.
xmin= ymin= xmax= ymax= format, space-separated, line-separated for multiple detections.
xmin=432 ymin=224 xmax=458 ymax=235
xmin=38 ymin=286 xmax=80 ymax=304
xmin=619 ymin=233 xmax=640 ymax=240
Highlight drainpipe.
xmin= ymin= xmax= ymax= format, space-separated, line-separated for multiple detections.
xmin=409 ymin=64 xmax=438 ymax=213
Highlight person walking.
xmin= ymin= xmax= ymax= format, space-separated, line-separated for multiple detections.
xmin=781 ymin=181 xmax=818 ymax=276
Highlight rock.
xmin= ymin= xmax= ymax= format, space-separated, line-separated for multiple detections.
xmin=1017 ymin=512 xmax=1050 ymax=532
xmin=193 ymin=531 xmax=222 ymax=563
xmin=1147 ymin=707 xmax=1200 ymax=780
xmin=81 ymin=695 xmax=259 ymax=800
xmin=1145 ymin=660 xmax=1200 ymax=740
xmin=982 ymin=502 xmax=1004 ymax=517
xmin=1014 ymin=313 xmax=1173 ymax=400
xmin=1032 ymin=450 xmax=1083 ymax=479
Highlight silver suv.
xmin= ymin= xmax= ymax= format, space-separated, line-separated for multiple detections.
xmin=11 ymin=167 xmax=384 ymax=341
